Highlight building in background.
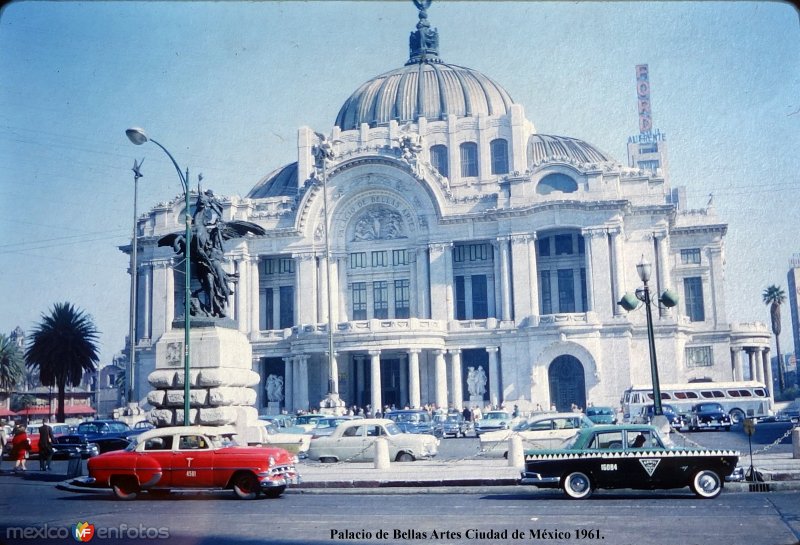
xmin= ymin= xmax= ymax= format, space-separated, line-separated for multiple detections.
xmin=787 ymin=255 xmax=800 ymax=388
xmin=126 ymin=3 xmax=772 ymax=417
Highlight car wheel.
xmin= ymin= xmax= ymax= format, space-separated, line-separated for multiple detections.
xmin=724 ymin=425 xmax=731 ymax=432
xmin=319 ymin=457 xmax=337 ymax=464
xmin=232 ymin=472 xmax=261 ymax=500
xmin=111 ymin=476 xmax=140 ymax=501
xmin=562 ymin=471 xmax=592 ymax=499
xmin=263 ymin=485 xmax=286 ymax=499
xmin=691 ymin=469 xmax=722 ymax=499
xmin=729 ymin=409 xmax=745 ymax=425
xmin=396 ymin=452 xmax=414 ymax=462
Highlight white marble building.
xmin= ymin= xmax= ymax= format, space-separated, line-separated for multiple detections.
xmin=126 ymin=4 xmax=772 ymax=414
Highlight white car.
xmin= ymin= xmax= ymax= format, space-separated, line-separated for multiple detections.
xmin=479 ymin=412 xmax=594 ymax=457
xmin=474 ymin=411 xmax=512 ymax=435
xmin=306 ymin=418 xmax=439 ymax=463
xmin=247 ymin=422 xmax=311 ymax=456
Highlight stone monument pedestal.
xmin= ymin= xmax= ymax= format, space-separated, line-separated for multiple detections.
xmin=266 ymin=401 xmax=281 ymax=416
xmin=147 ymin=321 xmax=261 ymax=440
xmin=469 ymin=395 xmax=484 ymax=409
xmin=319 ymin=392 xmax=346 ymax=416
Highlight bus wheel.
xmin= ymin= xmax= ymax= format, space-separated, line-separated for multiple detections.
xmin=729 ymin=409 xmax=745 ymax=425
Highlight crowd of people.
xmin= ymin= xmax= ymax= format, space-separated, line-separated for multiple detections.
xmin=0 ymin=419 xmax=56 ymax=473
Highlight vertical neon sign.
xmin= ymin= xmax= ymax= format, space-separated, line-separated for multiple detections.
xmin=636 ymin=64 xmax=652 ymax=134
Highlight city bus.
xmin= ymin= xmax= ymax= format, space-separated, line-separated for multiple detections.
xmin=621 ymin=381 xmax=771 ymax=425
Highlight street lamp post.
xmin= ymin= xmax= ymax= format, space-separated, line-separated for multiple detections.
xmin=127 ymin=159 xmax=143 ymax=406
xmin=126 ymin=127 xmax=193 ymax=426
xmin=618 ymin=256 xmax=678 ymax=420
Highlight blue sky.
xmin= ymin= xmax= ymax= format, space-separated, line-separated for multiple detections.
xmin=1 ymin=1 xmax=798 ymax=368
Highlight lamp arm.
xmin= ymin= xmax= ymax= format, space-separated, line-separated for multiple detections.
xmin=148 ymin=138 xmax=189 ymax=193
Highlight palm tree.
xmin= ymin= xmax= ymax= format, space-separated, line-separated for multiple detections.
xmin=0 ymin=333 xmax=24 ymax=393
xmin=762 ymin=285 xmax=786 ymax=392
xmin=25 ymin=302 xmax=100 ymax=423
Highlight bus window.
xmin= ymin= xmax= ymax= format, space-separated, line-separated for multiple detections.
xmin=739 ymin=390 xmax=752 ymax=397
xmin=727 ymin=390 xmax=741 ymax=397
xmin=686 ymin=392 xmax=698 ymax=398
xmin=712 ymin=390 xmax=724 ymax=398
xmin=700 ymin=391 xmax=714 ymax=398
xmin=754 ymin=389 xmax=766 ymax=397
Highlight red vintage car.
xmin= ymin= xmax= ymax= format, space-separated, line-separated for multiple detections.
xmin=86 ymin=425 xmax=299 ymax=500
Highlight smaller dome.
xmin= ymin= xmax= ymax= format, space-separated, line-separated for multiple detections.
xmin=247 ymin=162 xmax=298 ymax=199
xmin=528 ymin=134 xmax=616 ymax=166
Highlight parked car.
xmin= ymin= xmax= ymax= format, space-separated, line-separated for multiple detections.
xmin=84 ymin=425 xmax=299 ymax=500
xmin=259 ymin=414 xmax=308 ymax=434
xmin=123 ymin=420 xmax=155 ymax=439
xmin=247 ymin=421 xmax=311 ymax=456
xmin=479 ymin=412 xmax=594 ymax=457
xmin=585 ymin=406 xmax=616 ymax=425
xmin=519 ymin=424 xmax=740 ymax=499
xmin=385 ymin=409 xmax=435 ymax=435
xmin=310 ymin=416 xmax=363 ymax=437
xmin=18 ymin=423 xmax=72 ymax=457
xmin=306 ymin=418 xmax=439 ymax=463
xmin=293 ymin=414 xmax=330 ymax=432
xmin=71 ymin=420 xmax=132 ymax=441
xmin=688 ymin=402 xmax=732 ymax=431
xmin=52 ymin=435 xmax=100 ymax=459
xmin=634 ymin=404 xmax=684 ymax=430
xmin=474 ymin=411 xmax=512 ymax=436
xmin=432 ymin=413 xmax=470 ymax=438
xmin=775 ymin=404 xmax=800 ymax=423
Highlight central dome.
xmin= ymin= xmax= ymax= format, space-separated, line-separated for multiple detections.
xmin=334 ymin=2 xmax=514 ymax=131
xmin=334 ymin=61 xmax=514 ymax=131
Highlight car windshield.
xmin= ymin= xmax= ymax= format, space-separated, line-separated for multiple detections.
xmin=392 ymin=413 xmax=429 ymax=423
xmin=587 ymin=408 xmax=613 ymax=416
xmin=295 ymin=415 xmax=322 ymax=425
xmin=77 ymin=423 xmax=105 ymax=433
xmin=698 ymin=403 xmax=723 ymax=412
xmin=484 ymin=412 xmax=508 ymax=421
xmin=446 ymin=416 xmax=461 ymax=423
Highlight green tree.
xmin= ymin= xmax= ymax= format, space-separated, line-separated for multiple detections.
xmin=25 ymin=302 xmax=100 ymax=423
xmin=762 ymin=285 xmax=786 ymax=391
xmin=0 ymin=333 xmax=24 ymax=393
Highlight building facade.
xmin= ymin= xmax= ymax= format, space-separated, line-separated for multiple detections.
xmin=126 ymin=4 xmax=772 ymax=415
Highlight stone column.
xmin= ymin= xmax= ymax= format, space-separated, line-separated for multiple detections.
xmin=416 ymin=247 xmax=430 ymax=319
xmin=493 ymin=242 xmax=503 ymax=319
xmin=610 ymin=226 xmax=626 ymax=316
xmin=295 ymin=253 xmax=317 ymax=324
xmin=408 ymin=349 xmax=421 ymax=409
xmin=754 ymin=348 xmax=765 ymax=383
xmin=296 ymin=354 xmax=309 ymax=412
xmin=249 ymin=257 xmax=260 ymax=335
xmin=369 ymin=349 xmax=382 ymax=414
xmin=510 ymin=234 xmax=532 ymax=323
xmin=487 ymin=346 xmax=500 ymax=407
xmin=734 ymin=348 xmax=744 ymax=381
xmin=655 ymin=232 xmax=672 ymax=317
xmin=283 ymin=356 xmax=293 ymax=412
xmin=408 ymin=248 xmax=419 ymax=318
xmin=317 ymin=255 xmax=328 ymax=324
xmin=164 ymin=261 xmax=175 ymax=331
xmin=449 ymin=349 xmax=463 ymax=411
xmin=497 ymin=236 xmax=512 ymax=321
xmin=141 ymin=263 xmax=152 ymax=340
xmin=762 ymin=349 xmax=774 ymax=408
xmin=706 ymin=245 xmax=727 ymax=326
xmin=585 ymin=228 xmax=611 ymax=317
xmin=337 ymin=255 xmax=348 ymax=322
xmin=730 ymin=348 xmax=739 ymax=381
xmin=355 ymin=354 xmax=366 ymax=407
xmin=434 ymin=349 xmax=448 ymax=409
xmin=428 ymin=243 xmax=450 ymax=321
xmin=444 ymin=243 xmax=454 ymax=321
xmin=527 ymin=234 xmax=540 ymax=316
xmin=234 ymin=256 xmax=247 ymax=332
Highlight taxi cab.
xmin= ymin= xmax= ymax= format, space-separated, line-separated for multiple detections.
xmin=85 ymin=426 xmax=299 ymax=500
xmin=520 ymin=424 xmax=739 ymax=499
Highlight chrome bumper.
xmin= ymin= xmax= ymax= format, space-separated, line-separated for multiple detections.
xmin=519 ymin=471 xmax=560 ymax=487
xmin=259 ymin=466 xmax=301 ymax=489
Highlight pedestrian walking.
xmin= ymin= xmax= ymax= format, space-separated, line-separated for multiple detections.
xmin=11 ymin=425 xmax=30 ymax=472
xmin=38 ymin=418 xmax=55 ymax=471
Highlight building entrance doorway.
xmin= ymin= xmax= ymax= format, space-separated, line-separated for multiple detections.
xmin=548 ymin=355 xmax=586 ymax=412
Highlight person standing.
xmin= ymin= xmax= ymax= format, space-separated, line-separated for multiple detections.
xmin=11 ymin=425 xmax=30 ymax=472
xmin=38 ymin=419 xmax=55 ymax=471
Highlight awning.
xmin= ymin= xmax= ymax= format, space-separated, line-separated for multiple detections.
xmin=0 ymin=408 xmax=16 ymax=417
xmin=15 ymin=406 xmax=96 ymax=415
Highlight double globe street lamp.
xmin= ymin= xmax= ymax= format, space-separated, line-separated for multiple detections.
xmin=618 ymin=256 xmax=678 ymax=423
xmin=125 ymin=127 xmax=193 ymax=426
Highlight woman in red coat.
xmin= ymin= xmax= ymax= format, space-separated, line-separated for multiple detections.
xmin=11 ymin=425 xmax=30 ymax=472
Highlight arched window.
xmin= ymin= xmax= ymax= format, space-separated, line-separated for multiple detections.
xmin=430 ymin=145 xmax=448 ymax=178
xmin=460 ymin=142 xmax=478 ymax=177
xmin=536 ymin=173 xmax=578 ymax=195
xmin=490 ymin=138 xmax=509 ymax=175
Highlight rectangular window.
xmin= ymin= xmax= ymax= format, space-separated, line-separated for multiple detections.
xmin=455 ymin=276 xmax=466 ymax=320
xmin=263 ymin=258 xmax=276 ymax=275
xmin=373 ymin=281 xmax=388 ymax=319
xmin=394 ymin=280 xmax=410 ymax=319
xmin=350 ymin=252 xmax=366 ymax=269
xmin=371 ymin=251 xmax=388 ymax=267
xmin=555 ymin=234 xmax=573 ymax=255
xmin=460 ymin=142 xmax=479 ymax=177
xmin=430 ymin=144 xmax=449 ymax=178
xmin=392 ymin=249 xmax=408 ymax=266
xmin=540 ymin=270 xmax=552 ymax=314
xmin=578 ymin=235 xmax=585 ymax=255
xmin=472 ymin=274 xmax=488 ymax=319
xmin=580 ymin=268 xmax=587 ymax=312
xmin=538 ymin=237 xmax=550 ymax=257
xmin=683 ymin=277 xmax=705 ymax=322
xmin=263 ymin=287 xmax=274 ymax=330
xmin=557 ymin=269 xmax=575 ymax=313
xmin=352 ymin=282 xmax=367 ymax=320
xmin=681 ymin=248 xmax=701 ymax=264
xmin=686 ymin=346 xmax=713 ymax=368
xmin=453 ymin=245 xmax=465 ymax=263
xmin=279 ymin=286 xmax=294 ymax=328
xmin=278 ymin=258 xmax=295 ymax=274
xmin=469 ymin=243 xmax=489 ymax=261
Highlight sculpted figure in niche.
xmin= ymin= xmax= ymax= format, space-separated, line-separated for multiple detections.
xmin=351 ymin=207 xmax=407 ymax=241
xmin=265 ymin=374 xmax=284 ymax=402
xmin=467 ymin=366 xmax=487 ymax=397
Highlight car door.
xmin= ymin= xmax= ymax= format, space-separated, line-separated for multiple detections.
xmin=172 ymin=434 xmax=215 ymax=488
xmin=139 ymin=435 xmax=176 ymax=487
xmin=520 ymin=419 xmax=555 ymax=449
xmin=332 ymin=424 xmax=368 ymax=461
